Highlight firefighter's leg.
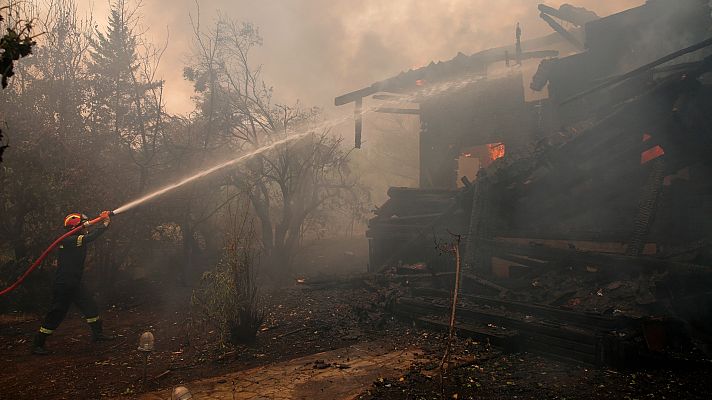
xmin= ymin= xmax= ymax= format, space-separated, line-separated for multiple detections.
xmin=75 ymin=285 xmax=114 ymax=342
xmin=34 ymin=286 xmax=73 ymax=354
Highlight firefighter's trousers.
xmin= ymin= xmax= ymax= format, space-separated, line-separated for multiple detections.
xmin=39 ymin=284 xmax=100 ymax=334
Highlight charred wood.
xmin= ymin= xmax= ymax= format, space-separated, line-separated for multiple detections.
xmin=461 ymin=272 xmax=509 ymax=294
xmin=561 ymin=38 xmax=712 ymax=105
xmin=539 ymin=13 xmax=584 ymax=51
xmin=485 ymin=239 xmax=711 ymax=274
xmin=627 ymin=157 xmax=666 ymax=256
xmin=391 ymin=296 xmax=630 ymax=366
xmin=538 ymin=4 xmax=599 ymax=27
xmin=408 ymin=288 xmax=633 ymax=331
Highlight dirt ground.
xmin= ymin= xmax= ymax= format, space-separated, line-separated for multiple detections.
xmin=140 ymin=341 xmax=430 ymax=399
xmin=2 ymin=238 xmax=712 ymax=399
xmin=0 ymin=278 xmax=402 ymax=399
xmin=357 ymin=343 xmax=712 ymax=400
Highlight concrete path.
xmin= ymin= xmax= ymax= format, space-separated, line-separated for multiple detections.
xmin=140 ymin=341 xmax=428 ymax=400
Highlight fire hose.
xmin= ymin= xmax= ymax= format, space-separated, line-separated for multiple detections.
xmin=0 ymin=211 xmax=113 ymax=297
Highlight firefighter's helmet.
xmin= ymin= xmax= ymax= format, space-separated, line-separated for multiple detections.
xmin=64 ymin=213 xmax=88 ymax=229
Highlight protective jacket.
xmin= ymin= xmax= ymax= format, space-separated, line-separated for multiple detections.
xmin=55 ymin=225 xmax=107 ymax=287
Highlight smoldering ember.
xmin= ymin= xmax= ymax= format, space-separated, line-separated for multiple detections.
xmin=2 ymin=0 xmax=712 ymax=399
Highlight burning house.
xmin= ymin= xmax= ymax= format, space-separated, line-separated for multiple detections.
xmin=335 ymin=0 xmax=712 ymax=365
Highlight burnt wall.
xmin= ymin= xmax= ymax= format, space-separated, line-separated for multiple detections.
xmin=550 ymin=0 xmax=712 ymax=123
xmin=419 ymin=74 xmax=533 ymax=188
xmin=493 ymin=79 xmax=712 ymax=248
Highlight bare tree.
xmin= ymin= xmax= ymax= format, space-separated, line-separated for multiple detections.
xmin=0 ymin=0 xmax=94 ymax=259
xmin=0 ymin=1 xmax=37 ymax=163
xmin=0 ymin=1 xmax=37 ymax=89
xmin=183 ymin=13 xmax=367 ymax=275
xmin=0 ymin=0 xmax=174 ymax=295
xmin=230 ymin=132 xmax=361 ymax=271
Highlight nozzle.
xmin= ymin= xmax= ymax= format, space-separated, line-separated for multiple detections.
xmin=83 ymin=210 xmax=114 ymax=227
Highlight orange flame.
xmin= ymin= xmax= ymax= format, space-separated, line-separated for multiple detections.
xmin=488 ymin=143 xmax=505 ymax=161
xmin=641 ymin=145 xmax=664 ymax=164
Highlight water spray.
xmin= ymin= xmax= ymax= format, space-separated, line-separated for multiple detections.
xmin=112 ymin=130 xmax=312 ymax=215
xmin=0 ymin=76 xmax=479 ymax=297
xmin=0 ymin=131 xmax=312 ymax=297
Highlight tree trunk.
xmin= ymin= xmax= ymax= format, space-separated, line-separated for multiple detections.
xmin=181 ymin=217 xmax=194 ymax=286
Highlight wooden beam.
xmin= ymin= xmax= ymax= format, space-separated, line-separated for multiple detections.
xmin=354 ymin=98 xmax=362 ymax=148
xmin=335 ymin=87 xmax=377 ymax=106
xmin=538 ymin=4 xmax=599 ymax=27
xmin=374 ymin=107 xmax=420 ymax=115
xmin=540 ymin=13 xmax=584 ymax=51
xmin=561 ymin=36 xmax=712 ymax=105
xmin=372 ymin=94 xmax=408 ymax=101
xmin=519 ymin=49 xmax=559 ymax=60
xmin=485 ymin=239 xmax=712 ymax=273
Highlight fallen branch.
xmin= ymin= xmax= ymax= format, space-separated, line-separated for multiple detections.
xmin=153 ymin=370 xmax=171 ymax=380
xmin=214 ymin=350 xmax=237 ymax=362
xmin=462 ymin=273 xmax=508 ymax=294
xmin=277 ymin=326 xmax=309 ymax=339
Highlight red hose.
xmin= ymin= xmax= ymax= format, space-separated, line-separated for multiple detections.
xmin=0 ymin=214 xmax=108 ymax=297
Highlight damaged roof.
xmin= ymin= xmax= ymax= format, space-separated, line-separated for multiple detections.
xmin=334 ymin=33 xmax=564 ymax=106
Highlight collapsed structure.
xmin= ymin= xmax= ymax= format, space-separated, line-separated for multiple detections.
xmin=335 ymin=0 xmax=712 ymax=366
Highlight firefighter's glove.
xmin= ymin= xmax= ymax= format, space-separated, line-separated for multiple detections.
xmin=101 ymin=210 xmax=111 ymax=227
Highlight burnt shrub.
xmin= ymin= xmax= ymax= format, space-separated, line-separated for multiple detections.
xmin=191 ymin=213 xmax=263 ymax=345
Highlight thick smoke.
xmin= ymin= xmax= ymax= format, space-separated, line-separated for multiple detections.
xmin=77 ymin=0 xmax=643 ymax=114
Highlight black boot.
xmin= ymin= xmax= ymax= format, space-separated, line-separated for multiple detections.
xmin=89 ymin=320 xmax=115 ymax=342
xmin=32 ymin=332 xmax=50 ymax=355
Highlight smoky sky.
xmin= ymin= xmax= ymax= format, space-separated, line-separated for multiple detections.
xmin=78 ymin=0 xmax=643 ymax=115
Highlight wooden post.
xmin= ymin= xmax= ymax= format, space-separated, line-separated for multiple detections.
xmin=516 ymin=23 xmax=522 ymax=66
xmin=441 ymin=235 xmax=462 ymax=372
xmin=464 ymin=180 xmax=492 ymax=272
xmin=354 ymin=97 xmax=363 ymax=149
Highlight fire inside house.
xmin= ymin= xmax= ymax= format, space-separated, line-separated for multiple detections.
xmin=336 ymin=0 xmax=712 ymax=367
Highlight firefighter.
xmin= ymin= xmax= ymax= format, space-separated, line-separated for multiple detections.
xmin=32 ymin=212 xmax=114 ymax=355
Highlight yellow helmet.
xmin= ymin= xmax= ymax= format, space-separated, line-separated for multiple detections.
xmin=63 ymin=213 xmax=87 ymax=229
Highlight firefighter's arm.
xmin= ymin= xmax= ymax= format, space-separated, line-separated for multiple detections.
xmin=80 ymin=213 xmax=110 ymax=245
xmin=100 ymin=210 xmax=111 ymax=227
xmin=79 ymin=224 xmax=108 ymax=245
